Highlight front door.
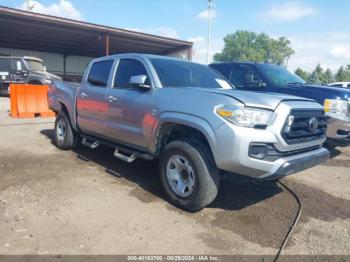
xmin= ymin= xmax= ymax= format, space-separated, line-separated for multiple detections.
xmin=105 ymin=58 xmax=155 ymax=149
xmin=76 ymin=59 xmax=114 ymax=137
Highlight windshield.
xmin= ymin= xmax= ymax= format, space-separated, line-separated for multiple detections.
xmin=259 ymin=64 xmax=306 ymax=86
xmin=150 ymin=58 xmax=232 ymax=89
xmin=25 ymin=59 xmax=45 ymax=71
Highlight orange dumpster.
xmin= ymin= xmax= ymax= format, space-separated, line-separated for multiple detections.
xmin=10 ymin=84 xmax=56 ymax=118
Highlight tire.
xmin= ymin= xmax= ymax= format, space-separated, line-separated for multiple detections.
xmin=159 ymin=139 xmax=220 ymax=212
xmin=54 ymin=112 xmax=79 ymax=150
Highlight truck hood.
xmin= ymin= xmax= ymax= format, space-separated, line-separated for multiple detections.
xmin=292 ymin=84 xmax=350 ymax=100
xmin=199 ymin=88 xmax=313 ymax=110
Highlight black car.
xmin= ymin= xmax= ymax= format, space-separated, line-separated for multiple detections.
xmin=0 ymin=56 xmax=61 ymax=95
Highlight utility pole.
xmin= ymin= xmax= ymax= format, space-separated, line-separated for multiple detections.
xmin=26 ymin=0 xmax=35 ymax=11
xmin=206 ymin=0 xmax=214 ymax=64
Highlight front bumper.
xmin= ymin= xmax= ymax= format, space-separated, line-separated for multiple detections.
xmin=259 ymin=147 xmax=329 ymax=180
xmin=212 ymin=100 xmax=328 ymax=180
xmin=327 ymin=116 xmax=350 ymax=139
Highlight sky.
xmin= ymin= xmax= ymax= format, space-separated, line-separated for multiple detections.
xmin=1 ymin=0 xmax=350 ymax=72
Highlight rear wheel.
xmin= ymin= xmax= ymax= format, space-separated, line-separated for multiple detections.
xmin=54 ymin=112 xmax=79 ymax=150
xmin=159 ymin=140 xmax=220 ymax=212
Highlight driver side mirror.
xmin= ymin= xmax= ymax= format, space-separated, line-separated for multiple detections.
xmin=129 ymin=74 xmax=150 ymax=89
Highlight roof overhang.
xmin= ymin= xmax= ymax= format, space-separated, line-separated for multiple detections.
xmin=0 ymin=6 xmax=193 ymax=58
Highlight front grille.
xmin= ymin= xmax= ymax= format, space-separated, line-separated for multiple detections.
xmin=282 ymin=109 xmax=327 ymax=144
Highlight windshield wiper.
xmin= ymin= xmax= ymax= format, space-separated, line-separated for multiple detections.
xmin=287 ymin=82 xmax=304 ymax=85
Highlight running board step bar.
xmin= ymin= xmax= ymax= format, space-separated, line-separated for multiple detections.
xmin=114 ymin=148 xmax=137 ymax=163
xmin=81 ymin=137 xmax=100 ymax=149
xmin=80 ymin=135 xmax=154 ymax=162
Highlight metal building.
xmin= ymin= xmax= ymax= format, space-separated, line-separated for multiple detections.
xmin=0 ymin=6 xmax=193 ymax=81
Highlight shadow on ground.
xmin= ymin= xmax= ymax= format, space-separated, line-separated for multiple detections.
xmin=324 ymin=139 xmax=350 ymax=158
xmin=39 ymin=128 xmax=350 ymax=249
xmin=40 ymin=128 xmax=283 ymax=212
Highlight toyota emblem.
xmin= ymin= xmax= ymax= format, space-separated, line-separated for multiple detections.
xmin=308 ymin=117 xmax=319 ymax=132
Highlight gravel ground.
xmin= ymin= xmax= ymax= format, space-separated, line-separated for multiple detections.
xmin=0 ymin=97 xmax=349 ymax=256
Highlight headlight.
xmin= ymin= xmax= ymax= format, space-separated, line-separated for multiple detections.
xmin=43 ymin=79 xmax=52 ymax=84
xmin=216 ymin=105 xmax=273 ymax=128
xmin=324 ymin=99 xmax=349 ymax=117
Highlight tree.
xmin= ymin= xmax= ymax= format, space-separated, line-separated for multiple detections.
xmin=213 ymin=30 xmax=295 ymax=65
xmin=335 ymin=66 xmax=350 ymax=82
xmin=305 ymin=64 xmax=335 ymax=85
xmin=308 ymin=72 xmax=321 ymax=85
xmin=307 ymin=64 xmax=324 ymax=85
xmin=295 ymin=67 xmax=309 ymax=81
xmin=324 ymin=68 xmax=335 ymax=84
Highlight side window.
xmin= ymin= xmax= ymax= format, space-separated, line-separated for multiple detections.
xmin=230 ymin=65 xmax=263 ymax=89
xmin=211 ymin=64 xmax=231 ymax=79
xmin=347 ymin=84 xmax=350 ymax=88
xmin=87 ymin=60 xmax=114 ymax=87
xmin=10 ymin=59 xmax=24 ymax=71
xmin=229 ymin=65 xmax=246 ymax=88
xmin=114 ymin=59 xmax=150 ymax=88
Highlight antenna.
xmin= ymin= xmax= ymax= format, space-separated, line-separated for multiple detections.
xmin=206 ymin=0 xmax=214 ymax=64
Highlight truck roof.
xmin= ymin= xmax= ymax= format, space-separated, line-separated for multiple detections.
xmin=210 ymin=61 xmax=272 ymax=66
xmin=93 ymin=53 xmax=202 ymax=64
xmin=0 ymin=56 xmax=43 ymax=62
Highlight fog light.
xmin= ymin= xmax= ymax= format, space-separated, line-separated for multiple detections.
xmin=249 ymin=144 xmax=268 ymax=160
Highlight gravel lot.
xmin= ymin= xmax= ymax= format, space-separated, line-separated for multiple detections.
xmin=0 ymin=96 xmax=349 ymax=255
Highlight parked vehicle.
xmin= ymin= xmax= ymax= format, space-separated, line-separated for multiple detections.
xmin=0 ymin=56 xmax=61 ymax=95
xmin=48 ymin=54 xmax=329 ymax=211
xmin=328 ymin=82 xmax=350 ymax=89
xmin=210 ymin=62 xmax=350 ymax=141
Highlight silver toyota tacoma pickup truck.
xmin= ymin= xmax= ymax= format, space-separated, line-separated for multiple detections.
xmin=48 ymin=54 xmax=329 ymax=211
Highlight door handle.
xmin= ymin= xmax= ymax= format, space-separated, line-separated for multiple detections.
xmin=80 ymin=92 xmax=88 ymax=99
xmin=107 ymin=95 xmax=118 ymax=102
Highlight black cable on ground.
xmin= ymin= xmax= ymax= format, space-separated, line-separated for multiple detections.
xmin=273 ymin=180 xmax=303 ymax=262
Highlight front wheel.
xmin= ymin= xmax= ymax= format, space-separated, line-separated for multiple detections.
xmin=54 ymin=112 xmax=79 ymax=150
xmin=159 ymin=140 xmax=220 ymax=212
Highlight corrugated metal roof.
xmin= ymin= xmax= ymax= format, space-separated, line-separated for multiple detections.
xmin=0 ymin=6 xmax=193 ymax=58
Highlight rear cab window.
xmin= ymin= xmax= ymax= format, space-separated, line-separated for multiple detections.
xmin=87 ymin=60 xmax=114 ymax=87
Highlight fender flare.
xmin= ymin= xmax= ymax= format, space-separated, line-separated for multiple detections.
xmin=150 ymin=112 xmax=219 ymax=163
xmin=56 ymin=99 xmax=78 ymax=131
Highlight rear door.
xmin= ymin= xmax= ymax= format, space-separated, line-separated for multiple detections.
xmin=105 ymin=58 xmax=155 ymax=149
xmin=76 ymin=59 xmax=114 ymax=137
